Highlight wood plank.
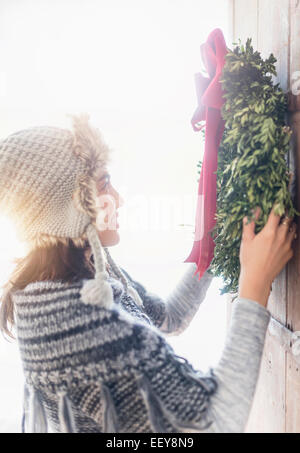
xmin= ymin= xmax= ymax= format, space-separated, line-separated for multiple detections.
xmin=285 ymin=0 xmax=300 ymax=433
xmin=232 ymin=0 xmax=258 ymax=49
xmin=289 ymin=0 xmax=300 ymax=84
xmin=245 ymin=332 xmax=286 ymax=433
xmin=267 ymin=269 xmax=287 ymax=326
xmin=257 ymin=0 xmax=290 ymax=324
xmin=287 ymin=110 xmax=300 ymax=332
xmin=286 ymin=353 xmax=300 ymax=433
xmin=227 ymin=0 xmax=235 ymax=49
xmin=258 ymin=0 xmax=290 ymax=90
xmin=231 ymin=0 xmax=290 ymax=433
xmin=268 ymin=316 xmax=300 ymax=366
xmin=287 ymin=0 xmax=300 ymax=333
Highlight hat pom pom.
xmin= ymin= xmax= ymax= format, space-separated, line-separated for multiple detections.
xmin=80 ymin=272 xmax=114 ymax=308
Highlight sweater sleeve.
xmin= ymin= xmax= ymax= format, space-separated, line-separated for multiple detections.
xmin=160 ymin=264 xmax=214 ymax=336
xmin=121 ymin=264 xmax=214 ymax=336
xmin=110 ymin=295 xmax=270 ymax=433
xmin=202 ymin=297 xmax=270 ymax=433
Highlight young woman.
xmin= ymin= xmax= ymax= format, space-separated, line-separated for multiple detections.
xmin=0 ymin=114 xmax=297 ymax=433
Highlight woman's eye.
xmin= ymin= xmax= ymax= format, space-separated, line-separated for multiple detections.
xmin=99 ymin=176 xmax=110 ymax=191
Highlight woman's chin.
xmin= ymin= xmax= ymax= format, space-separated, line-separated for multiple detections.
xmin=97 ymin=229 xmax=120 ymax=247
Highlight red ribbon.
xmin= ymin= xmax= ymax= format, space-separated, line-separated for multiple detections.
xmin=184 ymin=28 xmax=229 ymax=280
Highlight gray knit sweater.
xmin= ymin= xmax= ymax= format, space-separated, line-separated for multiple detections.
xmin=13 ymin=263 xmax=270 ymax=433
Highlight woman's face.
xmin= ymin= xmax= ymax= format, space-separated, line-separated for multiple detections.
xmin=95 ymin=169 xmax=123 ymax=247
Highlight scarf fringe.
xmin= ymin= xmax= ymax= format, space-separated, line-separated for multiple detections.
xmin=22 ymin=370 xmax=212 ymax=433
xmin=58 ymin=391 xmax=77 ymax=433
xmin=137 ymin=373 xmax=213 ymax=433
xmin=102 ymin=383 xmax=119 ymax=433
xmin=23 ymin=384 xmax=48 ymax=433
xmin=22 ymin=382 xmax=120 ymax=433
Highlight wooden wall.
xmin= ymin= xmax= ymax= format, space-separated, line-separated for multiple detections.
xmin=228 ymin=0 xmax=300 ymax=433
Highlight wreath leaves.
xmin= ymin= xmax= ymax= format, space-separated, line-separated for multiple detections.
xmin=201 ymin=37 xmax=300 ymax=295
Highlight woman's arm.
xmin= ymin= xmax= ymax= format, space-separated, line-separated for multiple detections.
xmin=121 ymin=264 xmax=214 ymax=336
xmin=159 ymin=264 xmax=213 ymax=336
xmin=202 ymin=297 xmax=270 ymax=432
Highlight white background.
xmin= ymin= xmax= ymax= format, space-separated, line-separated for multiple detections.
xmin=0 ymin=0 xmax=231 ymax=432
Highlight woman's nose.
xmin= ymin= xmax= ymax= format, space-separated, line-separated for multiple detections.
xmin=117 ymin=192 xmax=124 ymax=209
xmin=111 ymin=186 xmax=124 ymax=209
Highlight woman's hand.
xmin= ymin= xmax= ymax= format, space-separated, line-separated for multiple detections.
xmin=238 ymin=204 xmax=297 ymax=308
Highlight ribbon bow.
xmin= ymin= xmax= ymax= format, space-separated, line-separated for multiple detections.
xmin=184 ymin=28 xmax=229 ymax=280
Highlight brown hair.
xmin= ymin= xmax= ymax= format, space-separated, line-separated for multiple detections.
xmin=0 ymin=239 xmax=96 ymax=340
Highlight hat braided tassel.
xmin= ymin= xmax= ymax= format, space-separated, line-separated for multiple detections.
xmin=80 ymin=223 xmax=114 ymax=308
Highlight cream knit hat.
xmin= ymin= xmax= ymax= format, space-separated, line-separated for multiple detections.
xmin=0 ymin=113 xmax=135 ymax=308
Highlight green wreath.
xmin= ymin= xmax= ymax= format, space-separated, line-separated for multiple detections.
xmin=199 ymin=38 xmax=300 ymax=295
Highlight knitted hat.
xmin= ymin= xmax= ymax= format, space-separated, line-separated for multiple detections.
xmin=0 ymin=114 xmax=143 ymax=308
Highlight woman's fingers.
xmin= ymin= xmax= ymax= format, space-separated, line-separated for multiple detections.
xmin=279 ymin=223 xmax=297 ymax=266
xmin=242 ymin=207 xmax=261 ymax=241
xmin=287 ymin=222 xmax=297 ymax=244
xmin=264 ymin=205 xmax=282 ymax=231
xmin=242 ymin=216 xmax=254 ymax=241
xmin=242 ymin=204 xmax=297 ymax=247
xmin=277 ymin=215 xmax=294 ymax=240
xmin=253 ymin=206 xmax=261 ymax=221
